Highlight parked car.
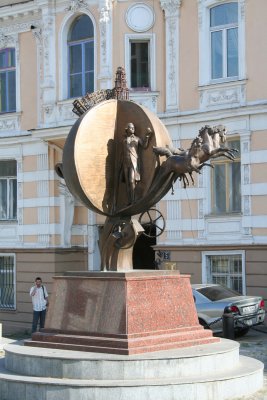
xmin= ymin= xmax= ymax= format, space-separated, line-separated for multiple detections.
xmin=192 ymin=283 xmax=265 ymax=337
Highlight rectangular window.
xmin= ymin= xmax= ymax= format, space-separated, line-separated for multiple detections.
xmin=130 ymin=41 xmax=150 ymax=90
xmin=227 ymin=28 xmax=238 ymax=77
xmin=0 ymin=254 xmax=15 ymax=309
xmin=0 ymin=160 xmax=17 ymax=220
xmin=210 ymin=3 xmax=238 ymax=80
xmin=211 ymin=30 xmax=223 ymax=79
xmin=205 ymin=253 xmax=243 ymax=294
xmin=211 ymin=139 xmax=241 ymax=214
xmin=68 ymin=40 xmax=94 ymax=98
xmin=0 ymin=48 xmax=16 ymax=113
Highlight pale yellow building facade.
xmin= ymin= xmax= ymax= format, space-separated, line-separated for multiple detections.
xmin=0 ymin=0 xmax=266 ymax=333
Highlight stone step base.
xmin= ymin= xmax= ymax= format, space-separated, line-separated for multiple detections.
xmin=0 ymin=355 xmax=263 ymax=400
xmin=6 ymin=339 xmax=239 ymax=380
xmin=25 ymin=330 xmax=219 ymax=355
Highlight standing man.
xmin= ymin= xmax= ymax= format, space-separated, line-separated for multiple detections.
xmin=30 ymin=277 xmax=49 ymax=333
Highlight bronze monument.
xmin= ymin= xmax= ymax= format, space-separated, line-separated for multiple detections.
xmin=58 ymin=68 xmax=237 ymax=271
xmin=27 ymin=68 xmax=237 ymax=354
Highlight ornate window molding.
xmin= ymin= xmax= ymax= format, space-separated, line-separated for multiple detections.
xmin=65 ymin=0 xmax=90 ymax=13
xmin=199 ymin=79 xmax=246 ymax=109
xmin=0 ymin=113 xmax=22 ymax=137
xmin=57 ymin=99 xmax=77 ymax=125
xmin=198 ymin=0 xmax=246 ymax=109
xmin=0 ymin=32 xmax=21 ymax=117
xmin=129 ymin=91 xmax=159 ymax=114
xmin=125 ymin=33 xmax=156 ymax=91
xmin=58 ymin=10 xmax=97 ymax=102
xmin=125 ymin=33 xmax=159 ymax=112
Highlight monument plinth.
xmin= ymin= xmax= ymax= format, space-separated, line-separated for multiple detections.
xmin=27 ymin=271 xmax=218 ymax=355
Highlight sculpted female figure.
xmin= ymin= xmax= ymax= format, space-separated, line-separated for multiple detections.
xmin=123 ymin=122 xmax=153 ymax=204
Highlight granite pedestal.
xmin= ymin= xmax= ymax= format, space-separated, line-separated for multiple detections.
xmin=25 ymin=270 xmax=219 ymax=354
xmin=2 ymin=271 xmax=263 ymax=399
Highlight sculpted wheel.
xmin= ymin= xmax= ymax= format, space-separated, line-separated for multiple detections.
xmin=138 ymin=208 xmax=166 ymax=238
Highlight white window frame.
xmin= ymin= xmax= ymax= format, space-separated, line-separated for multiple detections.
xmin=0 ymin=253 xmax=16 ymax=310
xmin=0 ymin=48 xmax=16 ymax=113
xmin=0 ymin=33 xmax=21 ymax=114
xmin=202 ymin=250 xmax=246 ymax=294
xmin=210 ymin=136 xmax=241 ymax=215
xmin=0 ymin=159 xmax=17 ymax=221
xmin=210 ymin=6 xmax=238 ymax=80
xmin=59 ymin=11 xmax=97 ymax=101
xmin=199 ymin=0 xmax=246 ymax=86
xmin=125 ymin=33 xmax=156 ymax=92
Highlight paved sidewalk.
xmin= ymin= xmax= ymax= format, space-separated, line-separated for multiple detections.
xmin=233 ymin=326 xmax=267 ymax=400
xmin=0 ymin=336 xmax=17 ymax=352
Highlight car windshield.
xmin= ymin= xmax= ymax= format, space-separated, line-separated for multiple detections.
xmin=197 ymin=285 xmax=240 ymax=301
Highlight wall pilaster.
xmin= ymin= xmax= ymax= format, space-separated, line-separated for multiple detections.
xmin=160 ymin=0 xmax=181 ymax=112
xmin=98 ymin=0 xmax=113 ymax=89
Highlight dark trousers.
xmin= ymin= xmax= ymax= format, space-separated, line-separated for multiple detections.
xmin=32 ymin=309 xmax=46 ymax=333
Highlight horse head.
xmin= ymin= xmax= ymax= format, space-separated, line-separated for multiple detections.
xmin=212 ymin=124 xmax=227 ymax=144
xmin=198 ymin=124 xmax=227 ymax=149
xmin=198 ymin=125 xmax=213 ymax=138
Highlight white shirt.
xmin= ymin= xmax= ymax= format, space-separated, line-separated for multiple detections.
xmin=30 ymin=285 xmax=48 ymax=311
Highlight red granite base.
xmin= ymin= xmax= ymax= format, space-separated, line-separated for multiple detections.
xmin=25 ymin=271 xmax=219 ymax=355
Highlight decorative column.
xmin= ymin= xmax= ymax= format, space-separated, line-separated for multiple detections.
xmin=241 ymin=131 xmax=252 ymax=236
xmin=98 ymin=0 xmax=113 ymax=89
xmin=160 ymin=0 xmax=181 ymax=112
xmin=41 ymin=9 xmax=57 ymax=126
xmin=32 ymin=6 xmax=56 ymax=127
xmin=31 ymin=27 xmax=43 ymax=127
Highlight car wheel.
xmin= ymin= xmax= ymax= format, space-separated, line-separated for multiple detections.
xmin=235 ymin=327 xmax=250 ymax=337
xmin=199 ymin=318 xmax=210 ymax=329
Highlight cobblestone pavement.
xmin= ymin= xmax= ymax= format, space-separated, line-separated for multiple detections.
xmin=232 ymin=325 xmax=267 ymax=400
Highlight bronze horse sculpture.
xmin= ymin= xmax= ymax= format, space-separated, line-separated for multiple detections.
xmin=153 ymin=124 xmax=238 ymax=188
xmin=104 ymin=124 xmax=238 ymax=269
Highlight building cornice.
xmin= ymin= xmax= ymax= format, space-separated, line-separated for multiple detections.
xmin=154 ymin=244 xmax=267 ymax=251
xmin=158 ymin=101 xmax=267 ymax=126
xmin=0 ymin=2 xmax=41 ymax=21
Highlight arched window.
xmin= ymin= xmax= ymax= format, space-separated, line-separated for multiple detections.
xmin=210 ymin=2 xmax=238 ymax=80
xmin=68 ymin=15 xmax=94 ymax=98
